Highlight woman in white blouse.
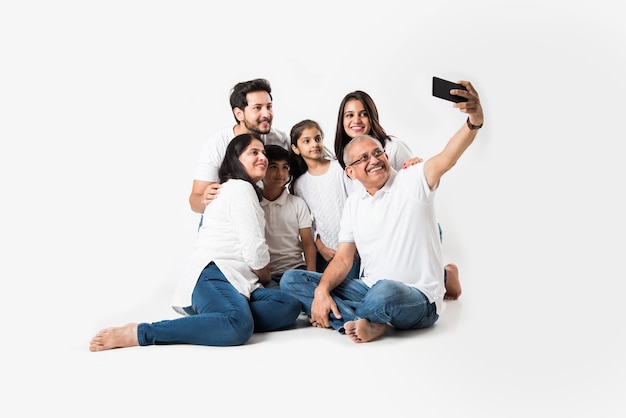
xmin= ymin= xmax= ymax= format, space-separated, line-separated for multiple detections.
xmin=89 ymin=134 xmax=302 ymax=351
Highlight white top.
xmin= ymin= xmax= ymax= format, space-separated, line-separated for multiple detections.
xmin=384 ymin=137 xmax=413 ymax=171
xmin=338 ymin=163 xmax=445 ymax=314
xmin=194 ymin=126 xmax=290 ymax=182
xmin=261 ymin=188 xmax=313 ymax=275
xmin=172 ymin=179 xmax=269 ymax=313
xmin=293 ymin=159 xmax=353 ymax=251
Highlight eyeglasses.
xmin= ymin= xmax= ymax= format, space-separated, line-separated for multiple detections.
xmin=347 ymin=148 xmax=385 ymax=167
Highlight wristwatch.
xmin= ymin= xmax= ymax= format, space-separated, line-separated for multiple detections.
xmin=466 ymin=117 xmax=483 ymax=130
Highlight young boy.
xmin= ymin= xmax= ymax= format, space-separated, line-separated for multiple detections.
xmin=261 ymin=145 xmax=317 ymax=288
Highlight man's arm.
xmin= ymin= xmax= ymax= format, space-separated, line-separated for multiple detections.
xmin=190 ymin=129 xmax=231 ymax=213
xmin=424 ymin=80 xmax=484 ymax=189
xmin=311 ymin=241 xmax=356 ymax=328
xmin=189 ymin=180 xmax=221 ymax=214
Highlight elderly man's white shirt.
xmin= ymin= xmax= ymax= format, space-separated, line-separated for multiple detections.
xmin=338 ymin=163 xmax=445 ymax=313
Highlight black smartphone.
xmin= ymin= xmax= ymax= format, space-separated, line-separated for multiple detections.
xmin=432 ymin=76 xmax=468 ymax=102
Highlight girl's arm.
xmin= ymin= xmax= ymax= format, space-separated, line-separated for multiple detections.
xmin=316 ymin=235 xmax=336 ymax=262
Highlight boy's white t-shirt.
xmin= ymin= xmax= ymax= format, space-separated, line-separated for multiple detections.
xmin=261 ymin=188 xmax=312 ymax=275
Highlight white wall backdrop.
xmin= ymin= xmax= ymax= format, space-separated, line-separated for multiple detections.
xmin=2 ymin=1 xmax=625 ymax=416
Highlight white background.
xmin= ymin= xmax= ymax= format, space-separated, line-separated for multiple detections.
xmin=2 ymin=1 xmax=625 ymax=416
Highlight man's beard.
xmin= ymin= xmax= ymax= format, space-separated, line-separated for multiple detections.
xmin=244 ymin=119 xmax=271 ymax=135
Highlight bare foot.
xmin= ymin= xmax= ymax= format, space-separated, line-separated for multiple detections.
xmin=89 ymin=323 xmax=139 ymax=352
xmin=343 ymin=319 xmax=386 ymax=343
xmin=444 ymin=263 xmax=462 ymax=300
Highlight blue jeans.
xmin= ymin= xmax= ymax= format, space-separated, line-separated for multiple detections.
xmin=280 ymin=270 xmax=438 ymax=333
xmin=266 ymin=264 xmax=306 ymax=290
xmin=137 ymin=263 xmax=302 ymax=346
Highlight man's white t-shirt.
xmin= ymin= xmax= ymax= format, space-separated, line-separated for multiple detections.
xmin=338 ymin=163 xmax=445 ymax=314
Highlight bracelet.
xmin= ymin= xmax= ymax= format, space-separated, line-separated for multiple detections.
xmin=466 ymin=117 xmax=483 ymax=130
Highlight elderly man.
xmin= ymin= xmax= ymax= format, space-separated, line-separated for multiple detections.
xmin=280 ymin=80 xmax=483 ymax=343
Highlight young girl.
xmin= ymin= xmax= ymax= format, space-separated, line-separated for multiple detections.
xmin=333 ymin=90 xmax=461 ymax=300
xmin=261 ymin=145 xmax=317 ymax=289
xmin=89 ymin=134 xmax=302 ymax=351
xmin=288 ymin=119 xmax=360 ymax=280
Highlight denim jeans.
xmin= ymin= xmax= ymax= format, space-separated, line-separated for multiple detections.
xmin=266 ymin=264 xmax=306 ymax=290
xmin=280 ymin=270 xmax=438 ymax=333
xmin=137 ymin=262 xmax=302 ymax=346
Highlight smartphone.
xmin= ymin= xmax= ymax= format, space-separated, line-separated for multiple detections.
xmin=432 ymin=76 xmax=468 ymax=103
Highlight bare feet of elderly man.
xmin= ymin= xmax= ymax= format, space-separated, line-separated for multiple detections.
xmin=89 ymin=323 xmax=139 ymax=352
xmin=343 ymin=319 xmax=387 ymax=343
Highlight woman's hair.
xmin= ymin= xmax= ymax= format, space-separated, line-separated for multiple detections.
xmin=218 ymin=133 xmax=264 ymax=201
xmin=333 ymin=90 xmax=393 ymax=169
xmin=287 ymin=119 xmax=324 ymax=194
xmin=264 ymin=144 xmax=292 ymax=187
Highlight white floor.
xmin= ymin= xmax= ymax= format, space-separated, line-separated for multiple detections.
xmin=10 ymin=258 xmax=623 ymax=417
